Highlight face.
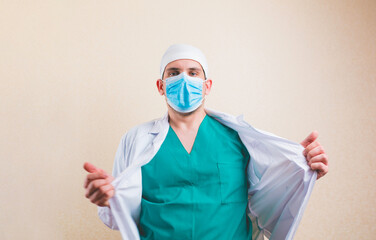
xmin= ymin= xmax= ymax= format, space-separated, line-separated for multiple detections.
xmin=156 ymin=59 xmax=212 ymax=98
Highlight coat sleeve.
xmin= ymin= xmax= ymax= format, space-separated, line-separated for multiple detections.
xmin=97 ymin=134 xmax=127 ymax=230
xmin=242 ymin=129 xmax=317 ymax=240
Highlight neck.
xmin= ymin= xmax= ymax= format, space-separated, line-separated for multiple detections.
xmin=168 ymin=105 xmax=207 ymax=131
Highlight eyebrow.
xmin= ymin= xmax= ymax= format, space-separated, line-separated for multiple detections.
xmin=165 ymin=67 xmax=180 ymax=72
xmin=188 ymin=67 xmax=202 ymax=72
xmin=165 ymin=67 xmax=202 ymax=72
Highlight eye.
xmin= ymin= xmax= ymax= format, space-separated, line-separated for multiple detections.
xmin=169 ymin=71 xmax=179 ymax=76
xmin=190 ymin=72 xmax=198 ymax=76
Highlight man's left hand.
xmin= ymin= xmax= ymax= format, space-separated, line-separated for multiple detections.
xmin=300 ymin=131 xmax=329 ymax=180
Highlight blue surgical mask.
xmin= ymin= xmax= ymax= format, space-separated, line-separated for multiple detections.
xmin=163 ymin=72 xmax=207 ymax=113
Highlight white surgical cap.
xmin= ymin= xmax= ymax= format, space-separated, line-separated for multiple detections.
xmin=160 ymin=44 xmax=209 ymax=79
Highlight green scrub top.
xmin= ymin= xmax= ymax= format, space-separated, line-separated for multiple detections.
xmin=139 ymin=115 xmax=252 ymax=240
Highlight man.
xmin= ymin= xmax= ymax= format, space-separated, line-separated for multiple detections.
xmin=83 ymin=44 xmax=328 ymax=240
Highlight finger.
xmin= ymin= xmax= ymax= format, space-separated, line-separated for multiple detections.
xmin=86 ymin=178 xmax=112 ymax=198
xmin=83 ymin=162 xmax=99 ymax=173
xmin=91 ymin=184 xmax=114 ymax=205
xmin=87 ymin=172 xmax=108 ymax=181
xmin=96 ymin=190 xmax=115 ymax=207
xmin=303 ymin=140 xmax=320 ymax=157
xmin=98 ymin=200 xmax=110 ymax=207
xmin=86 ymin=178 xmax=111 ymax=198
xmin=308 ymin=154 xmax=328 ymax=166
xmin=307 ymin=145 xmax=325 ymax=162
xmin=310 ymin=162 xmax=327 ymax=173
xmin=89 ymin=188 xmax=103 ymax=204
xmin=317 ymin=169 xmax=328 ymax=180
xmin=300 ymin=131 xmax=319 ymax=148
xmin=107 ymin=175 xmax=115 ymax=183
xmin=310 ymin=162 xmax=329 ymax=180
xmin=84 ymin=172 xmax=108 ymax=188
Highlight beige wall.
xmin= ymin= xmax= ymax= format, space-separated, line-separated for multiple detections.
xmin=1 ymin=0 xmax=375 ymax=239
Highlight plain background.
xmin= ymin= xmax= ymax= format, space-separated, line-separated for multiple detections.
xmin=1 ymin=1 xmax=375 ymax=239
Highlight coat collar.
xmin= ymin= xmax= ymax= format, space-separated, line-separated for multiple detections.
xmin=148 ymin=111 xmax=169 ymax=134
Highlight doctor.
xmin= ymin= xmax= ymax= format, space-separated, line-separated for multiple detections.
xmin=83 ymin=44 xmax=328 ymax=240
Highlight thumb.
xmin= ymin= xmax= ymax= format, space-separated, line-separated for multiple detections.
xmin=300 ymin=130 xmax=319 ymax=148
xmin=83 ymin=162 xmax=99 ymax=173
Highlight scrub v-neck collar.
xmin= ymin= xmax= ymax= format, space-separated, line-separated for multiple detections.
xmin=168 ymin=114 xmax=208 ymax=156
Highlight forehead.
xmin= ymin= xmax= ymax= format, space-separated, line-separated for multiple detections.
xmin=164 ymin=59 xmax=203 ymax=71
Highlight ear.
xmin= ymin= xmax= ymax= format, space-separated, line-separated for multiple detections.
xmin=156 ymin=79 xmax=164 ymax=96
xmin=204 ymin=79 xmax=213 ymax=95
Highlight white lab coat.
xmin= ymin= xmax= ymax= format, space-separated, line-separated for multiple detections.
xmin=98 ymin=108 xmax=317 ymax=240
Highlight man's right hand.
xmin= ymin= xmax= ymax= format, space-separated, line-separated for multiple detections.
xmin=83 ymin=162 xmax=115 ymax=207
